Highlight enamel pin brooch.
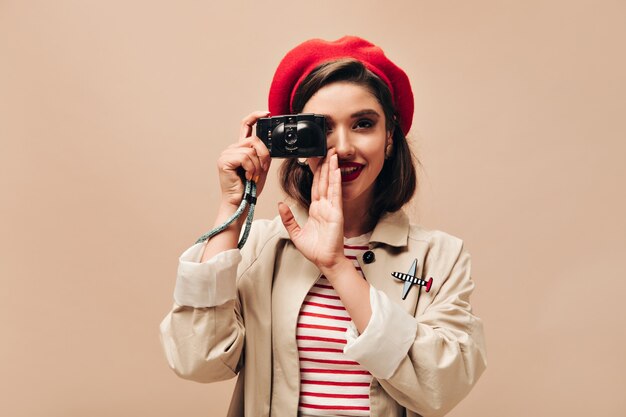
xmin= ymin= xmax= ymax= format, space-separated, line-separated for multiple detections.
xmin=392 ymin=258 xmax=433 ymax=300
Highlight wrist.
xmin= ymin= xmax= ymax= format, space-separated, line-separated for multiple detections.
xmin=215 ymin=202 xmax=247 ymax=229
xmin=217 ymin=199 xmax=240 ymax=214
xmin=319 ymin=256 xmax=353 ymax=280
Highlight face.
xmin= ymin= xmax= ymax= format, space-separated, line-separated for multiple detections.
xmin=302 ymin=81 xmax=392 ymax=209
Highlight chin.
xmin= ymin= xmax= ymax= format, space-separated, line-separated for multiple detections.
xmin=341 ymin=182 xmax=376 ymax=205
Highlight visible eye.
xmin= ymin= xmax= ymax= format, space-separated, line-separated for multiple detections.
xmin=355 ymin=119 xmax=374 ymax=129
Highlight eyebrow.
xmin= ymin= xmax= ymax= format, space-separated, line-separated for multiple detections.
xmin=321 ymin=109 xmax=381 ymax=122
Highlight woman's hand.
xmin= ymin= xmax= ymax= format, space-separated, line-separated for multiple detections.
xmin=217 ymin=111 xmax=272 ymax=208
xmin=278 ymin=150 xmax=347 ymax=272
xmin=200 ymin=111 xmax=271 ymax=261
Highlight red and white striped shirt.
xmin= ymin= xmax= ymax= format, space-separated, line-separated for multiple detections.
xmin=297 ymin=233 xmax=372 ymax=416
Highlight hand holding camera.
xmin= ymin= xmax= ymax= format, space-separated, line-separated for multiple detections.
xmin=203 ymin=111 xmax=328 ymax=261
xmin=217 ymin=111 xmax=328 ymax=207
xmin=216 ymin=111 xmax=273 ymax=210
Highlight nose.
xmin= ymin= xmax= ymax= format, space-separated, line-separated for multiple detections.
xmin=328 ymin=126 xmax=355 ymax=159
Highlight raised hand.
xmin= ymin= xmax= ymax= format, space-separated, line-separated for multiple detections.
xmin=278 ymin=150 xmax=346 ymax=271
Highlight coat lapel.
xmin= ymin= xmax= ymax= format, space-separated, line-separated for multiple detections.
xmin=270 ymin=205 xmax=321 ymax=415
xmin=357 ymin=210 xmax=424 ymax=315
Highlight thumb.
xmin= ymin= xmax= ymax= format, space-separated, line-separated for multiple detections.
xmin=278 ymin=202 xmax=301 ymax=240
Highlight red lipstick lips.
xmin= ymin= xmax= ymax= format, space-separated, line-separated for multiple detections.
xmin=339 ymin=162 xmax=364 ymax=182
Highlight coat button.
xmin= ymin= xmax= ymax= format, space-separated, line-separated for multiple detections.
xmin=363 ymin=250 xmax=375 ymax=264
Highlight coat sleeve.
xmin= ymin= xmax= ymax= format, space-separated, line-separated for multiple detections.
xmin=158 ymin=243 xmax=246 ymax=383
xmin=344 ymin=241 xmax=487 ymax=417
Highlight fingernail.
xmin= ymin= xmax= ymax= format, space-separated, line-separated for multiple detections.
xmin=245 ymin=172 xmax=251 ymax=180
xmin=254 ymin=175 xmax=260 ymax=182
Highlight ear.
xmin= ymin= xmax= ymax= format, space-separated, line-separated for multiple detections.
xmin=386 ymin=130 xmax=393 ymax=145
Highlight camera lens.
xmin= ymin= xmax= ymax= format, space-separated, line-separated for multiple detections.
xmin=285 ymin=130 xmax=297 ymax=145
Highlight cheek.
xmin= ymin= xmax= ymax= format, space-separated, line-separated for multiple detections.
xmin=307 ymin=158 xmax=322 ymax=173
xmin=371 ymin=143 xmax=387 ymax=162
xmin=369 ymin=146 xmax=387 ymax=174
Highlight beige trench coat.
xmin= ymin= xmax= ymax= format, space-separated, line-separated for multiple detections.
xmin=159 ymin=205 xmax=487 ymax=417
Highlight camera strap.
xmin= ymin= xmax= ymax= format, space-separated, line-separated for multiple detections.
xmin=194 ymin=179 xmax=257 ymax=249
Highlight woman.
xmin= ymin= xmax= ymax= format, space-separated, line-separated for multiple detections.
xmin=160 ymin=36 xmax=486 ymax=417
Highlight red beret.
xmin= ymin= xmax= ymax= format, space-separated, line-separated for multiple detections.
xmin=268 ymin=36 xmax=414 ymax=136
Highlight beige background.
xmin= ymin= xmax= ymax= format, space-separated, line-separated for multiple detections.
xmin=2 ymin=0 xmax=625 ymax=416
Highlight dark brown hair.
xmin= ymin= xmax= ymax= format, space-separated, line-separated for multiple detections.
xmin=279 ymin=58 xmax=418 ymax=221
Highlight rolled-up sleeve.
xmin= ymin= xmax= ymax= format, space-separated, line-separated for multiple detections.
xmin=344 ymin=245 xmax=487 ymax=417
xmin=343 ymin=286 xmax=418 ymax=379
xmin=174 ymin=243 xmax=241 ymax=307
xmin=159 ymin=244 xmax=245 ymax=383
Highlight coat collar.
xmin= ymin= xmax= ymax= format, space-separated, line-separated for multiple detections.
xmin=278 ymin=203 xmax=410 ymax=248
xmin=369 ymin=209 xmax=410 ymax=247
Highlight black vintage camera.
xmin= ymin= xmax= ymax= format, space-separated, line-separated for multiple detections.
xmin=256 ymin=113 xmax=327 ymax=158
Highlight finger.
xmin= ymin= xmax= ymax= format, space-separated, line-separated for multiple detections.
xmin=222 ymin=147 xmax=261 ymax=181
xmin=318 ymin=149 xmax=334 ymax=199
xmin=239 ymin=110 xmax=271 ymax=141
xmin=329 ymin=153 xmax=343 ymax=209
xmin=317 ymin=155 xmax=329 ymax=198
xmin=311 ymin=159 xmax=322 ymax=201
xmin=278 ymin=202 xmax=301 ymax=240
xmin=249 ymin=135 xmax=272 ymax=171
xmin=240 ymin=147 xmax=263 ymax=180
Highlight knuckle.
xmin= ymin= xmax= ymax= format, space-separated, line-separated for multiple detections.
xmin=216 ymin=156 xmax=228 ymax=167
